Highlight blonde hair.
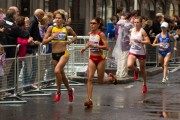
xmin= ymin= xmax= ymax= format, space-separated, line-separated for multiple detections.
xmin=45 ymin=12 xmax=53 ymax=19
xmin=145 ymin=20 xmax=152 ymax=26
xmin=40 ymin=15 xmax=49 ymax=26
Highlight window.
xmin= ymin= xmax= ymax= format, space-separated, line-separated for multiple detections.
xmin=44 ymin=0 xmax=49 ymax=12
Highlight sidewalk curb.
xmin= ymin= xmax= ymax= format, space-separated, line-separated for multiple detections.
xmin=68 ymin=67 xmax=162 ymax=84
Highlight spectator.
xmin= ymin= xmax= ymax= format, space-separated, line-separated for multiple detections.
xmin=105 ymin=15 xmax=117 ymax=59
xmin=29 ymin=9 xmax=44 ymax=43
xmin=8 ymin=6 xmax=20 ymax=17
xmin=112 ymin=12 xmax=134 ymax=79
xmin=2 ymin=9 xmax=29 ymax=91
xmin=8 ymin=6 xmax=30 ymax=29
xmin=151 ymin=13 xmax=164 ymax=36
xmin=116 ymin=7 xmax=123 ymax=21
xmin=0 ymin=8 xmax=5 ymax=24
xmin=27 ymin=9 xmax=44 ymax=88
xmin=38 ymin=15 xmax=49 ymax=82
xmin=45 ymin=12 xmax=54 ymax=26
xmin=130 ymin=10 xmax=138 ymax=23
xmin=16 ymin=16 xmax=34 ymax=91
xmin=0 ymin=44 xmax=6 ymax=89
xmin=144 ymin=20 xmax=153 ymax=38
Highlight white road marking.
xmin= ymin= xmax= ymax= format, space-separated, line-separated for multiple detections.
xmin=169 ymin=66 xmax=180 ymax=73
xmin=125 ymin=85 xmax=134 ymax=88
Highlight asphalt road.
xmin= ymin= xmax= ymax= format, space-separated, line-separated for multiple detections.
xmin=0 ymin=69 xmax=180 ymax=120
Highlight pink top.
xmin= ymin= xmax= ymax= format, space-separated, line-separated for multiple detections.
xmin=17 ymin=37 xmax=29 ymax=57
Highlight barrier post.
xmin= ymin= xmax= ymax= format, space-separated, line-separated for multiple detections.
xmin=0 ymin=45 xmax=27 ymax=104
xmin=20 ymin=44 xmax=51 ymax=97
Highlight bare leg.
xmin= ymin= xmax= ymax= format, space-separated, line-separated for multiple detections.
xmin=138 ymin=59 xmax=146 ymax=85
xmin=163 ymin=53 xmax=171 ymax=79
xmin=61 ymin=70 xmax=72 ymax=91
xmin=97 ymin=60 xmax=113 ymax=83
xmin=53 ymin=55 xmax=69 ymax=93
xmin=158 ymin=54 xmax=164 ymax=69
xmin=127 ymin=54 xmax=137 ymax=72
xmin=87 ymin=60 xmax=96 ymax=100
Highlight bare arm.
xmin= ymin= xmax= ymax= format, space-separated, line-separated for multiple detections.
xmin=140 ymin=29 xmax=151 ymax=45
xmin=152 ymin=34 xmax=160 ymax=47
xmin=97 ymin=32 xmax=108 ymax=50
xmin=66 ymin=26 xmax=77 ymax=45
xmin=80 ymin=40 xmax=90 ymax=54
xmin=42 ymin=26 xmax=53 ymax=45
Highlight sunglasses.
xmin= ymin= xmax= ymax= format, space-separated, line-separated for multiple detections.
xmin=90 ymin=22 xmax=97 ymax=25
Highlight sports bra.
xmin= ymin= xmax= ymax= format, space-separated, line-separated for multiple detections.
xmin=51 ymin=26 xmax=68 ymax=42
xmin=89 ymin=31 xmax=103 ymax=52
xmin=158 ymin=33 xmax=171 ymax=50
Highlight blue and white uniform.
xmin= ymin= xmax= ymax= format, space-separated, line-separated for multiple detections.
xmin=158 ymin=33 xmax=171 ymax=57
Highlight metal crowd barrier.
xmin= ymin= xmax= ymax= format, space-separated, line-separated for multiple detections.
xmin=106 ymin=37 xmax=180 ymax=68
xmin=0 ymin=45 xmax=27 ymax=103
xmin=1 ymin=36 xmax=180 ymax=103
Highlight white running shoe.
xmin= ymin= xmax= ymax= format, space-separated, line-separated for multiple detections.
xmin=162 ymin=78 xmax=167 ymax=83
xmin=166 ymin=76 xmax=169 ymax=81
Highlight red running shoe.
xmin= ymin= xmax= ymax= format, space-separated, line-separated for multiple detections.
xmin=54 ymin=92 xmax=61 ymax=102
xmin=134 ymin=72 xmax=138 ymax=80
xmin=142 ymin=85 xmax=147 ymax=94
xmin=108 ymin=73 xmax=117 ymax=85
xmin=84 ymin=99 xmax=93 ymax=107
xmin=68 ymin=88 xmax=75 ymax=102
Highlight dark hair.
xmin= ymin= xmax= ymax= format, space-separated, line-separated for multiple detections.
xmin=164 ymin=17 xmax=173 ymax=24
xmin=16 ymin=16 xmax=25 ymax=27
xmin=53 ymin=10 xmax=65 ymax=20
xmin=6 ymin=9 xmax=16 ymax=20
xmin=116 ymin=7 xmax=123 ymax=13
xmin=142 ymin=16 xmax=148 ymax=21
xmin=93 ymin=17 xmax=103 ymax=29
xmin=124 ymin=12 xmax=131 ymax=19
xmin=110 ymin=15 xmax=117 ymax=21
xmin=131 ymin=10 xmax=138 ymax=16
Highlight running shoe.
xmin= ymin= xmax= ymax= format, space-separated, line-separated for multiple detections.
xmin=54 ymin=92 xmax=61 ymax=102
xmin=162 ymin=78 xmax=167 ymax=83
xmin=108 ymin=73 xmax=117 ymax=85
xmin=84 ymin=99 xmax=93 ymax=107
xmin=142 ymin=85 xmax=147 ymax=93
xmin=134 ymin=71 xmax=138 ymax=80
xmin=68 ymin=88 xmax=75 ymax=102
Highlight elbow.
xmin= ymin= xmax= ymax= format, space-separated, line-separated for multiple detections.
xmin=74 ymin=35 xmax=77 ymax=39
xmin=42 ymin=40 xmax=46 ymax=45
xmin=151 ymin=43 xmax=155 ymax=47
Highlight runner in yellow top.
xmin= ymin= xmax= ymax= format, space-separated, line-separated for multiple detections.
xmin=42 ymin=10 xmax=77 ymax=102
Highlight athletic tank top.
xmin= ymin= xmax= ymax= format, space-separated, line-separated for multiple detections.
xmin=158 ymin=33 xmax=171 ymax=51
xmin=89 ymin=31 xmax=103 ymax=52
xmin=51 ymin=26 xmax=68 ymax=42
xmin=129 ymin=28 xmax=145 ymax=55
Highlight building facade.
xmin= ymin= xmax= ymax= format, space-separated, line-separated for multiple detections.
xmin=0 ymin=0 xmax=180 ymax=35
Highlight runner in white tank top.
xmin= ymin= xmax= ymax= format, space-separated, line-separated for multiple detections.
xmin=127 ymin=17 xmax=151 ymax=94
xmin=129 ymin=28 xmax=146 ymax=55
